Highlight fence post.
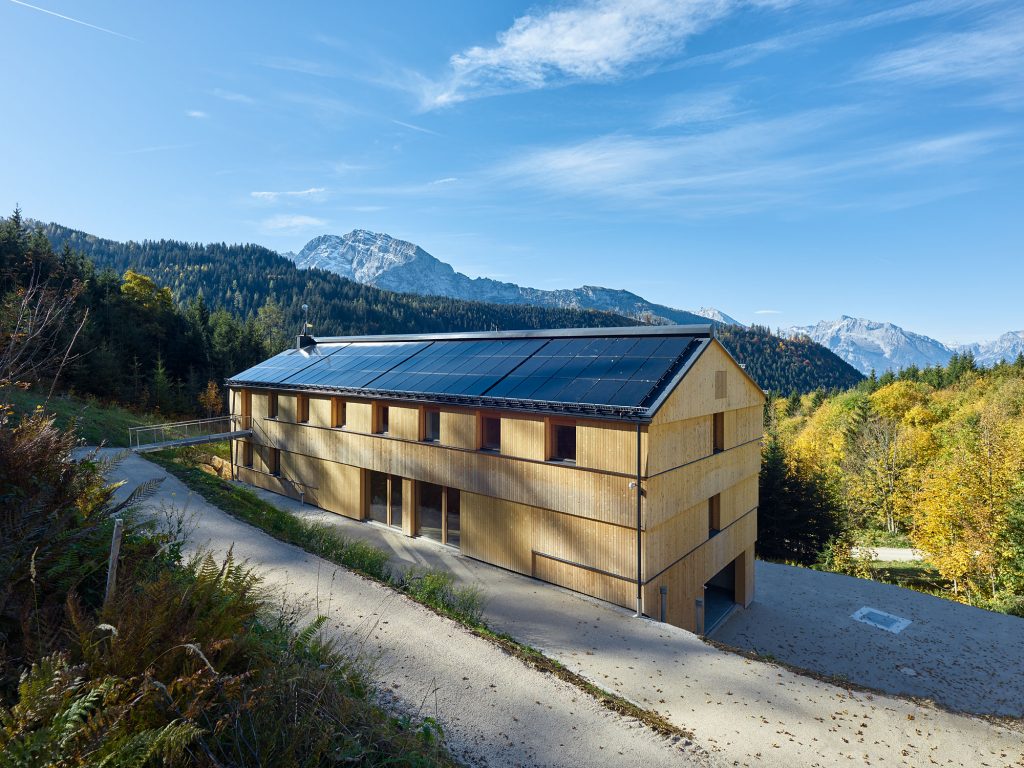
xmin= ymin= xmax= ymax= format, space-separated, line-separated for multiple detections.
xmin=695 ymin=597 xmax=705 ymax=636
xmin=104 ymin=518 xmax=124 ymax=608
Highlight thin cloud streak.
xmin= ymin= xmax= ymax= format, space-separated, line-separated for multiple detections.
xmin=493 ymin=110 xmax=1005 ymax=214
xmin=211 ymin=88 xmax=255 ymax=104
xmin=261 ymin=214 xmax=326 ymax=231
xmin=392 ymin=119 xmax=442 ymax=136
xmin=186 ymin=110 xmax=208 ymax=119
xmin=858 ymin=12 xmax=1024 ymax=98
xmin=8 ymin=0 xmax=137 ymax=41
xmin=251 ymin=188 xmax=327 ymax=201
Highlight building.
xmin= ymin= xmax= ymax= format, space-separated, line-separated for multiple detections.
xmin=225 ymin=325 xmax=764 ymax=632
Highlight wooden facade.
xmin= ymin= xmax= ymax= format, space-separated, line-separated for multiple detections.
xmin=228 ymin=333 xmax=764 ymax=632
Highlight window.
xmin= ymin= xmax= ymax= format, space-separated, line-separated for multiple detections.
xmin=242 ymin=440 xmax=253 ymax=468
xmin=267 ymin=392 xmax=278 ymax=419
xmin=297 ymin=394 xmax=309 ymax=423
xmin=331 ymin=397 xmax=346 ymax=428
xmin=423 ymin=408 xmax=441 ymax=442
xmin=712 ymin=412 xmax=725 ymax=453
xmin=417 ymin=483 xmax=460 ymax=547
xmin=368 ymin=471 xmax=404 ymax=528
xmin=550 ymin=422 xmax=577 ymax=463
xmin=268 ymin=447 xmax=280 ymax=476
xmin=418 ymin=482 xmax=444 ymax=542
xmin=446 ymin=489 xmax=461 ymax=548
xmin=369 ymin=471 xmax=388 ymax=524
xmin=376 ymin=404 xmax=390 ymax=434
xmin=480 ymin=415 xmax=501 ymax=451
xmin=708 ymin=494 xmax=721 ymax=537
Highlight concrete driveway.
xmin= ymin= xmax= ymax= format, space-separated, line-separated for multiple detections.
xmin=238 ymin=477 xmax=1024 ymax=768
xmin=714 ymin=561 xmax=1024 ymax=716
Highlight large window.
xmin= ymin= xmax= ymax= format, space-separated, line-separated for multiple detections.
xmin=242 ymin=440 xmax=253 ymax=468
xmin=297 ymin=394 xmax=309 ymax=423
xmin=369 ymin=471 xmax=388 ymax=524
xmin=423 ymin=408 xmax=441 ymax=442
xmin=480 ymin=415 xmax=501 ymax=451
xmin=368 ymin=471 xmax=403 ymax=529
xmin=418 ymin=482 xmax=444 ymax=542
xmin=376 ymin=404 xmax=390 ymax=435
xmin=712 ymin=412 xmax=725 ymax=453
xmin=417 ymin=482 xmax=460 ymax=547
xmin=446 ymin=489 xmax=461 ymax=548
xmin=550 ymin=421 xmax=577 ymax=463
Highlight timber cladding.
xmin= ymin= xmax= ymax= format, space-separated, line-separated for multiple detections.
xmin=228 ymin=331 xmax=765 ymax=631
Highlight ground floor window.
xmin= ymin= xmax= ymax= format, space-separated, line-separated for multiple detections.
xmin=417 ymin=482 xmax=460 ymax=547
xmin=368 ymin=470 xmax=403 ymax=529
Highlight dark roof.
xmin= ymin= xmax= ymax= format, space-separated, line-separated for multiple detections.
xmin=226 ymin=325 xmax=714 ymax=421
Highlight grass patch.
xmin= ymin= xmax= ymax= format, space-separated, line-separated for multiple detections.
xmin=148 ymin=448 xmax=693 ymax=742
xmin=869 ymin=560 xmax=949 ymax=595
xmin=4 ymin=387 xmax=156 ymax=447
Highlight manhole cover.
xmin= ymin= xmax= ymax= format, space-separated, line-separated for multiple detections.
xmin=851 ymin=606 xmax=911 ymax=634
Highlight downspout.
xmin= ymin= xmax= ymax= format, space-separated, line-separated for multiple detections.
xmin=634 ymin=422 xmax=643 ymax=618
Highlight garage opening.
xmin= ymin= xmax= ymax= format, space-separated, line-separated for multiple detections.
xmin=704 ymin=559 xmax=736 ymax=632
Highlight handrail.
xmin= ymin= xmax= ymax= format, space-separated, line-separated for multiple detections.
xmin=127 ymin=415 xmax=249 ymax=450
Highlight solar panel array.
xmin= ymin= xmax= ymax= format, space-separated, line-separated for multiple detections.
xmin=227 ymin=333 xmax=706 ymax=416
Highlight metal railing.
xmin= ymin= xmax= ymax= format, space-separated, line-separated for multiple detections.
xmin=128 ymin=415 xmax=251 ymax=450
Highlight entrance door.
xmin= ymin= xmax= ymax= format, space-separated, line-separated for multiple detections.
xmin=704 ymin=560 xmax=737 ymax=632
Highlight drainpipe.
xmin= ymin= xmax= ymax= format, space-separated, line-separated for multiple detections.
xmin=634 ymin=422 xmax=643 ymax=618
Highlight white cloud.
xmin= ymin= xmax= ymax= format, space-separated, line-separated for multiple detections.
xmin=494 ymin=109 xmax=1004 ymax=214
xmin=655 ymin=87 xmax=743 ymax=127
xmin=211 ymin=88 xmax=255 ymax=104
xmin=186 ymin=110 xmax=208 ymax=119
xmin=860 ymin=14 xmax=1024 ymax=98
xmin=754 ymin=309 xmax=782 ymax=315
xmin=421 ymin=0 xmax=775 ymax=108
xmin=429 ymin=177 xmax=459 ymax=185
xmin=261 ymin=214 xmax=326 ymax=231
xmin=251 ymin=187 xmax=327 ymax=201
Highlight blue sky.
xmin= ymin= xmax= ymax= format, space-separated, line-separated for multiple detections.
xmin=1 ymin=0 xmax=1021 ymax=344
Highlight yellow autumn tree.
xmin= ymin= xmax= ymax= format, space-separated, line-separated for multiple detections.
xmin=912 ymin=399 xmax=1024 ymax=600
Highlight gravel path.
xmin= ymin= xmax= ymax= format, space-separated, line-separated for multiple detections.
xmin=108 ymin=452 xmax=708 ymax=768
xmin=239 ymin=478 xmax=1024 ymax=768
xmin=715 ymin=561 xmax=1024 ymax=716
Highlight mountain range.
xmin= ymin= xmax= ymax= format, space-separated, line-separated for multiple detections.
xmin=283 ymin=230 xmax=719 ymax=326
xmin=785 ymin=317 xmax=1024 ymax=374
xmin=281 ymin=230 xmax=1018 ymax=376
xmin=38 ymin=220 xmax=862 ymax=394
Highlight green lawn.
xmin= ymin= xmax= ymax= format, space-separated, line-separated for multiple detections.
xmin=4 ymin=387 xmax=157 ymax=447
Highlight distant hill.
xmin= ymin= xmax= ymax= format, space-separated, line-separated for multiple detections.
xmin=40 ymin=221 xmax=861 ymax=394
xmin=284 ymin=229 xmax=712 ymax=325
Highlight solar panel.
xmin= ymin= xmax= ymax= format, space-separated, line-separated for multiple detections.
xmin=369 ymin=339 xmax=546 ymax=396
xmin=227 ymin=331 xmax=707 ymax=418
xmin=228 ymin=343 xmax=349 ymax=384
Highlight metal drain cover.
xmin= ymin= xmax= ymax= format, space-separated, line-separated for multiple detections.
xmin=851 ymin=606 xmax=911 ymax=634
